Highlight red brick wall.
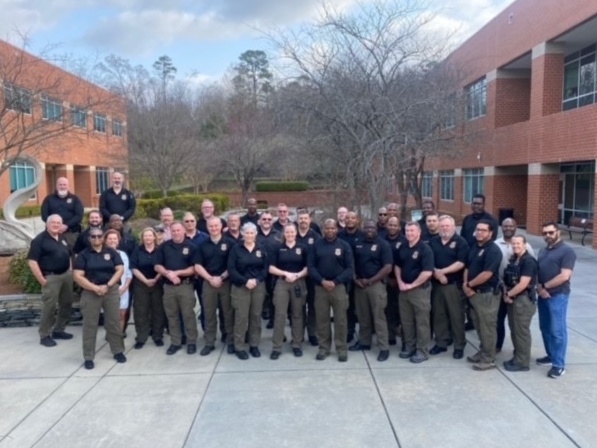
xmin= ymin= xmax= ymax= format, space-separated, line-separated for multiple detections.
xmin=494 ymin=78 xmax=531 ymax=127
xmin=492 ymin=175 xmax=528 ymax=225
xmin=527 ymin=174 xmax=560 ymax=234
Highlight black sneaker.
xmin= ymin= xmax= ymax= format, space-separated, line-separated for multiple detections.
xmin=40 ymin=336 xmax=57 ymax=347
xmin=429 ymin=345 xmax=447 ymax=355
xmin=166 ymin=345 xmax=181 ymax=355
xmin=377 ymin=350 xmax=389 ymax=362
xmin=249 ymin=346 xmax=261 ymax=358
xmin=453 ymin=350 xmax=464 ymax=360
xmin=315 ymin=352 xmax=328 ymax=361
xmin=51 ymin=331 xmax=73 ymax=340
xmin=270 ymin=351 xmax=281 ymax=360
xmin=187 ymin=344 xmax=197 ymax=355
xmin=134 ymin=342 xmax=144 ymax=350
xmin=200 ymin=345 xmax=215 ymax=356
xmin=154 ymin=339 xmax=164 ymax=347
xmin=399 ymin=349 xmax=415 ymax=359
xmin=293 ymin=347 xmax=303 ymax=357
xmin=503 ymin=361 xmax=530 ymax=372
xmin=113 ymin=353 xmax=127 ymax=363
xmin=536 ymin=355 xmax=552 ymax=366
xmin=84 ymin=360 xmax=94 ymax=370
xmin=338 ymin=354 xmax=348 ymax=362
xmin=236 ymin=350 xmax=249 ymax=360
xmin=547 ymin=367 xmax=565 ymax=378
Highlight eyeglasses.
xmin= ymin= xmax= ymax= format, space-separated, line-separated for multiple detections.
xmin=261 ymin=218 xmax=272 ymax=221
xmin=89 ymin=235 xmax=103 ymax=239
xmin=184 ymin=220 xmax=195 ymax=223
xmin=542 ymin=230 xmax=557 ymax=236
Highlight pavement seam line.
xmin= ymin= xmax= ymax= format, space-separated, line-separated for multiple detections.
xmin=181 ymin=345 xmax=225 ymax=448
xmin=363 ymin=350 xmax=402 ymax=448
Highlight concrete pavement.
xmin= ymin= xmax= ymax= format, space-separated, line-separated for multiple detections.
xmin=0 ymin=231 xmax=596 ymax=448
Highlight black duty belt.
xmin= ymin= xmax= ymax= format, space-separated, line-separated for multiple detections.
xmin=474 ymin=286 xmax=493 ymax=293
xmin=166 ymin=277 xmax=193 ymax=285
xmin=43 ymin=270 xmax=68 ymax=276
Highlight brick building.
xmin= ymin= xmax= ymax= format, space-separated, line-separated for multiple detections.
xmin=423 ymin=0 xmax=597 ymax=248
xmin=0 ymin=39 xmax=127 ymax=208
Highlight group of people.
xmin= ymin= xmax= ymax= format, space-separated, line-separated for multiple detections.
xmin=27 ymin=174 xmax=576 ymax=379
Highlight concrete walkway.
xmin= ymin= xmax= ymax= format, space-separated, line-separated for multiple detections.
xmin=0 ymin=231 xmax=596 ymax=448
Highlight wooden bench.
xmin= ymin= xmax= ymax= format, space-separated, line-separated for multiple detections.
xmin=567 ymin=217 xmax=593 ymax=246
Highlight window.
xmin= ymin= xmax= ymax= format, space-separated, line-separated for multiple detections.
xmin=463 ymin=168 xmax=484 ymax=203
xmin=42 ymin=96 xmax=63 ymax=122
xmin=10 ymin=161 xmax=36 ymax=193
xmin=421 ymin=172 xmax=433 ymax=198
xmin=560 ymin=162 xmax=594 ymax=224
xmin=72 ymin=107 xmax=87 ymax=128
xmin=442 ymin=94 xmax=457 ymax=129
xmin=112 ymin=119 xmax=123 ymax=137
xmin=439 ymin=170 xmax=454 ymax=201
xmin=94 ymin=114 xmax=107 ymax=133
xmin=563 ymin=44 xmax=597 ymax=111
xmin=3 ymin=83 xmax=32 ymax=114
xmin=96 ymin=167 xmax=110 ymax=193
xmin=466 ymin=78 xmax=487 ymax=120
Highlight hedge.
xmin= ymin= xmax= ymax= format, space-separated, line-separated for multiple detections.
xmin=136 ymin=194 xmax=230 ymax=219
xmin=9 ymin=250 xmax=42 ymax=294
xmin=141 ymin=190 xmax=183 ymax=199
xmin=255 ymin=181 xmax=309 ymax=192
xmin=0 ymin=205 xmax=42 ymax=220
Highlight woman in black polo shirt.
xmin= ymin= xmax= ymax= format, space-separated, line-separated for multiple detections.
xmin=73 ymin=228 xmax=125 ymax=370
xmin=228 ymin=222 xmax=269 ymax=360
xmin=503 ymin=235 xmax=538 ymax=372
xmin=269 ymin=224 xmax=308 ymax=359
xmin=130 ymin=227 xmax=165 ymax=349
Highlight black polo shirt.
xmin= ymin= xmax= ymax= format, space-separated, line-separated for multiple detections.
xmin=273 ymin=219 xmax=294 ymax=234
xmin=130 ymin=244 xmax=160 ymax=279
xmin=353 ymin=237 xmax=392 ymax=279
xmin=257 ymin=228 xmax=282 ymax=257
xmin=429 ymin=234 xmax=469 ymax=284
xmin=155 ymin=239 xmax=196 ymax=284
xmin=41 ymin=192 xmax=84 ymax=232
xmin=296 ymin=228 xmax=321 ymax=253
xmin=198 ymin=217 xmax=227 ymax=234
xmin=223 ymin=230 xmax=242 ymax=242
xmin=227 ymin=243 xmax=269 ymax=286
xmin=310 ymin=221 xmax=322 ymax=236
xmin=505 ymin=252 xmax=538 ymax=289
xmin=422 ymin=230 xmax=440 ymax=244
xmin=74 ymin=247 xmax=123 ymax=285
xmin=466 ymin=241 xmax=503 ymax=288
xmin=194 ymin=236 xmax=236 ymax=276
xmin=460 ymin=212 xmax=499 ymax=247
xmin=385 ymin=233 xmax=406 ymax=278
xmin=27 ymin=231 xmax=71 ymax=275
xmin=119 ymin=232 xmax=138 ymax=256
xmin=272 ymin=243 xmax=308 ymax=273
xmin=308 ymin=237 xmax=354 ymax=285
xmin=338 ymin=228 xmax=364 ymax=249
xmin=99 ymin=188 xmax=136 ymax=223
xmin=537 ymin=241 xmax=576 ymax=295
xmin=240 ymin=213 xmax=260 ymax=226
xmin=394 ymin=239 xmax=434 ymax=283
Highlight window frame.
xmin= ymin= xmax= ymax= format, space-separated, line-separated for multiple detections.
xmin=463 ymin=168 xmax=485 ymax=203
xmin=439 ymin=170 xmax=455 ymax=201
xmin=112 ymin=119 xmax=124 ymax=137
xmin=465 ymin=78 xmax=487 ymax=121
xmin=41 ymin=96 xmax=64 ymax=122
xmin=93 ymin=113 xmax=107 ymax=133
xmin=96 ymin=167 xmax=110 ymax=194
xmin=71 ymin=106 xmax=87 ymax=128
xmin=563 ymin=44 xmax=597 ymax=111
xmin=3 ymin=83 xmax=32 ymax=114
xmin=421 ymin=171 xmax=433 ymax=198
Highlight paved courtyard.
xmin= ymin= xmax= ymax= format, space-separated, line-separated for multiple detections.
xmin=1 ymin=232 xmax=596 ymax=448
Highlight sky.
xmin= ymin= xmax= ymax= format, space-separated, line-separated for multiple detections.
xmin=0 ymin=0 xmax=513 ymax=84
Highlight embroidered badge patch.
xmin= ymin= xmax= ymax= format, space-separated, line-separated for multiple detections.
xmin=182 ymin=247 xmax=189 ymax=255
xmin=335 ymin=248 xmax=342 ymax=256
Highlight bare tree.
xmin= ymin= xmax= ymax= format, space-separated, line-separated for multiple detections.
xmin=266 ymin=0 xmax=468 ymax=214
xmin=0 ymin=38 xmax=122 ymax=179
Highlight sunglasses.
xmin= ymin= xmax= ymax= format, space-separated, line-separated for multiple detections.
xmin=542 ymin=230 xmax=557 ymax=236
xmin=378 ymin=213 xmax=387 ymax=216
xmin=184 ymin=220 xmax=195 ymax=223
xmin=261 ymin=218 xmax=272 ymax=221
xmin=89 ymin=235 xmax=103 ymax=239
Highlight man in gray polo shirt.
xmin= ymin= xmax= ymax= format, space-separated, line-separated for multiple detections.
xmin=535 ymin=221 xmax=577 ymax=379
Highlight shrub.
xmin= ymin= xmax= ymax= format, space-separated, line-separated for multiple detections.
xmin=136 ymin=194 xmax=230 ymax=219
xmin=0 ymin=205 xmax=42 ymax=220
xmin=141 ymin=190 xmax=182 ymax=199
xmin=9 ymin=250 xmax=42 ymax=294
xmin=255 ymin=181 xmax=309 ymax=192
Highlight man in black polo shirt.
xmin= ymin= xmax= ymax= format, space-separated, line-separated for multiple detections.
xmin=296 ymin=209 xmax=321 ymax=346
xmin=376 ymin=207 xmax=388 ymax=238
xmin=155 ymin=222 xmax=198 ymax=355
xmin=224 ymin=213 xmax=242 ymax=242
xmin=463 ymin=219 xmax=503 ymax=371
xmin=394 ymin=221 xmax=434 ymax=363
xmin=536 ymin=221 xmax=577 ymax=379
xmin=350 ymin=220 xmax=393 ymax=361
xmin=107 ymin=214 xmax=137 ymax=256
xmin=422 ymin=212 xmax=440 ymax=243
xmin=339 ymin=211 xmax=363 ymax=343
xmin=195 ymin=217 xmax=236 ymax=356
xmin=460 ymin=194 xmax=499 ymax=247
xmin=240 ymin=198 xmax=260 ymax=226
xmin=418 ymin=200 xmax=436 ymax=236
xmin=41 ymin=177 xmax=84 ymax=251
xmin=384 ymin=217 xmax=406 ymax=347
xmin=99 ymin=172 xmax=136 ymax=227
xmin=429 ymin=215 xmax=469 ymax=359
xmin=273 ymin=203 xmax=293 ymax=233
xmin=308 ymin=219 xmax=354 ymax=362
xmin=198 ymin=199 xmax=227 ymax=233
xmin=28 ymin=214 xmax=73 ymax=347
xmin=73 ymin=210 xmax=103 ymax=255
